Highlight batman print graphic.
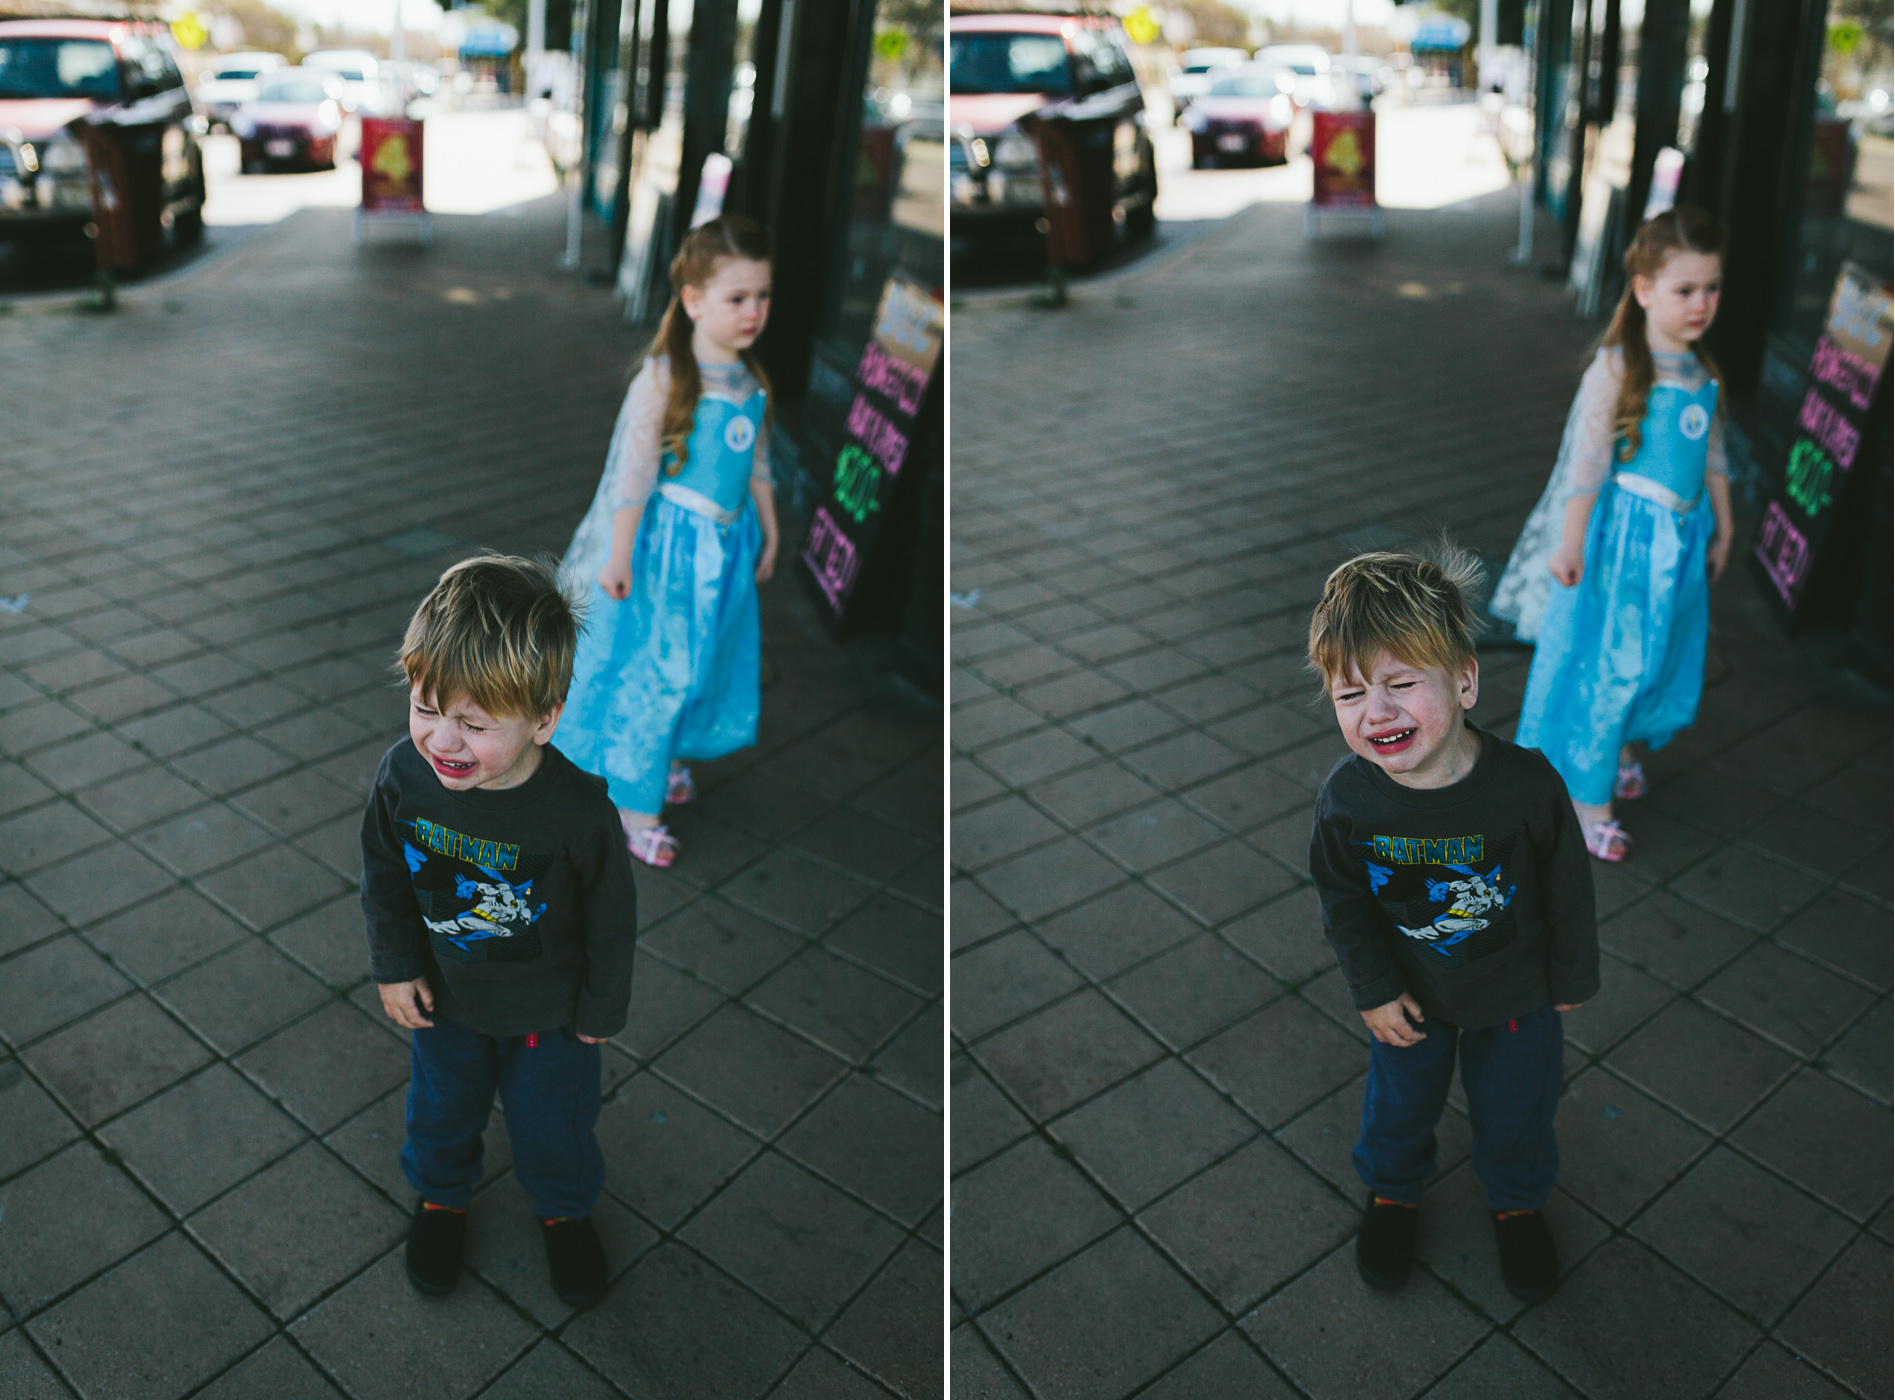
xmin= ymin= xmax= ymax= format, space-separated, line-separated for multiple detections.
xmin=1358 ymin=833 xmax=1520 ymax=965
xmin=401 ymin=817 xmax=552 ymax=965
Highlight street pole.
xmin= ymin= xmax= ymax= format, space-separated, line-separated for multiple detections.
xmin=1342 ymin=0 xmax=1358 ymax=105
xmin=526 ymin=0 xmax=545 ymax=95
xmin=1477 ymin=0 xmax=1496 ymax=90
xmin=391 ymin=0 xmax=404 ymax=64
xmin=1512 ymin=153 xmax=1534 ymax=263
xmin=561 ymin=0 xmax=588 ymax=270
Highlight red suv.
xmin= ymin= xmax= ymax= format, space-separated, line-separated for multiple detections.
xmin=948 ymin=14 xmax=1158 ymax=248
xmin=0 ymin=19 xmax=206 ymax=244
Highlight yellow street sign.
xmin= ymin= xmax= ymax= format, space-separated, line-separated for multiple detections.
xmin=171 ymin=12 xmax=209 ymax=49
xmin=1124 ymin=7 xmax=1160 ymax=45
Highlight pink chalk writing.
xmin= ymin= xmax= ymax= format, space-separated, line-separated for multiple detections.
xmin=845 ymin=393 xmax=911 ymax=477
xmin=1753 ymin=499 xmax=1812 ymax=608
xmin=1795 ymin=388 xmax=1861 ymax=471
xmin=857 ymin=340 xmax=928 ymax=418
xmin=802 ymin=507 xmax=860 ymax=612
xmin=1809 ymin=336 xmax=1882 ymax=412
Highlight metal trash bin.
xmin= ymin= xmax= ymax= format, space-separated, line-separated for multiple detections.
xmin=1025 ymin=110 xmax=1117 ymax=270
xmin=77 ymin=114 xmax=167 ymax=272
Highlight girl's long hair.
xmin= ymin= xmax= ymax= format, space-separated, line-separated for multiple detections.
xmin=1601 ymin=206 xmax=1726 ymax=461
xmin=649 ymin=216 xmax=775 ymax=476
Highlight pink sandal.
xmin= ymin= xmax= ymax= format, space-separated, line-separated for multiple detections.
xmin=1583 ymin=820 xmax=1631 ymax=863
xmin=625 ymin=825 xmax=680 ymax=868
xmin=665 ymin=766 xmax=696 ymax=806
xmin=1613 ymin=763 xmax=1647 ymax=801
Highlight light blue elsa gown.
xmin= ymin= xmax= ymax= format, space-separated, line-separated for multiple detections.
xmin=1502 ymin=350 xmax=1723 ymax=808
xmin=555 ymin=358 xmax=767 ymax=814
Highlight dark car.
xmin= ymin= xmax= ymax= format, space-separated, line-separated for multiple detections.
xmin=0 ymin=18 xmax=206 ymax=244
xmin=232 ymin=69 xmax=348 ymax=172
xmin=948 ymin=14 xmax=1157 ymax=247
xmin=1186 ymin=65 xmax=1296 ymax=168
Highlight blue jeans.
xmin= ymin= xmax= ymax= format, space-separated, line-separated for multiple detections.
xmin=401 ymin=1016 xmax=605 ymax=1220
xmin=1352 ymin=1003 xmax=1564 ymax=1212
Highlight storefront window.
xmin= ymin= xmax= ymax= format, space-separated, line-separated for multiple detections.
xmin=1780 ymin=0 xmax=1893 ymax=351
xmin=822 ymin=0 xmax=945 ymax=354
xmin=1675 ymin=0 xmax=1715 ymax=154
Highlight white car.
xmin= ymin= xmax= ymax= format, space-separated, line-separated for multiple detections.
xmin=1166 ymin=46 xmax=1246 ymax=124
xmin=302 ymin=48 xmax=382 ymax=114
xmin=195 ymin=51 xmax=286 ymax=128
xmin=1254 ymin=44 xmax=1336 ymax=108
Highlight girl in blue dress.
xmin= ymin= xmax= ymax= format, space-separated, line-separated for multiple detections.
xmin=555 ymin=217 xmax=779 ymax=867
xmin=1493 ymin=209 xmax=1734 ymax=863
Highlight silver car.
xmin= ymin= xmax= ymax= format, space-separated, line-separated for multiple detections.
xmin=1166 ymin=46 xmax=1246 ymax=124
xmin=195 ymin=51 xmax=285 ymax=129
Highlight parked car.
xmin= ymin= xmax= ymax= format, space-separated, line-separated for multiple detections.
xmin=195 ymin=50 xmax=285 ymax=129
xmin=301 ymin=49 xmax=382 ymax=115
xmin=1185 ymin=65 xmax=1295 ymax=167
xmin=948 ymin=13 xmax=1158 ymax=248
xmin=232 ymin=68 xmax=348 ymax=172
xmin=0 ymin=18 xmax=206 ymax=245
xmin=1166 ymin=46 xmax=1246 ymax=125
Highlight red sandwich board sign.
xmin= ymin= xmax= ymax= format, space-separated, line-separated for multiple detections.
xmin=1307 ymin=109 xmax=1383 ymax=237
xmin=356 ymin=116 xmax=430 ymax=243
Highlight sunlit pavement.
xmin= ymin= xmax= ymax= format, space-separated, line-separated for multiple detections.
xmin=1152 ymin=99 xmax=1515 ymax=225
xmin=950 ymin=169 xmax=1891 ymax=1398
xmin=0 ymin=162 xmax=940 ymax=1396
xmin=953 ymin=101 xmax=1516 ymax=290
xmin=200 ymin=106 xmax=563 ymax=228
xmin=0 ymin=108 xmax=562 ymax=298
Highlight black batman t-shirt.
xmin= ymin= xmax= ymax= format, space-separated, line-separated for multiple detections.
xmin=1308 ymin=726 xmax=1599 ymax=1029
xmin=360 ymin=739 xmax=638 ymax=1038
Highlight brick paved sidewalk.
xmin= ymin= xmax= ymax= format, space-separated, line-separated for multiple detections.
xmin=0 ymin=195 xmax=940 ymax=1400
xmin=950 ymin=192 xmax=1890 ymax=1400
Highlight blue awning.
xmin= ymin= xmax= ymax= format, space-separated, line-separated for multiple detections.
xmin=1412 ymin=16 xmax=1471 ymax=48
xmin=460 ymin=21 xmax=518 ymax=56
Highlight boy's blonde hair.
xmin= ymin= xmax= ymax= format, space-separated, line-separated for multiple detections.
xmin=400 ymin=555 xmax=581 ymax=720
xmin=1307 ymin=546 xmax=1485 ymax=695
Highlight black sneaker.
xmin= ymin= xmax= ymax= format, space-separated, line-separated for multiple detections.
xmin=541 ymin=1216 xmax=608 ymax=1307
xmin=1493 ymin=1209 xmax=1560 ymax=1302
xmin=1356 ymin=1195 xmax=1419 ymax=1291
xmin=405 ymin=1201 xmax=467 ymax=1296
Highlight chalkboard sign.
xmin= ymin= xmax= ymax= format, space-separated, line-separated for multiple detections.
xmin=1753 ymin=262 xmax=1893 ymax=617
xmin=800 ymin=272 xmax=944 ymax=617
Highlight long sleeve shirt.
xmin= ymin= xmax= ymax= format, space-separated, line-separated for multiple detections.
xmin=1308 ymin=727 xmax=1599 ymax=1029
xmin=360 ymin=739 xmax=639 ymax=1039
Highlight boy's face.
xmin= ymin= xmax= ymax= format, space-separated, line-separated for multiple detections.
xmin=409 ymin=687 xmax=562 ymax=792
xmin=1328 ymin=650 xmax=1480 ymax=789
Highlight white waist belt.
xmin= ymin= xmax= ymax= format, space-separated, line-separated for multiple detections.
xmin=658 ymin=482 xmax=742 ymax=526
xmin=1612 ymin=471 xmax=1698 ymax=515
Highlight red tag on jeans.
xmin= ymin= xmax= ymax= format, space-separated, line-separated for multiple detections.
xmin=526 ymin=1032 xmax=539 ymax=1048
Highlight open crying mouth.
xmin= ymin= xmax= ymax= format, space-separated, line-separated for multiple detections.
xmin=1370 ymin=729 xmax=1415 ymax=747
xmin=435 ymin=755 xmax=475 ymax=771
